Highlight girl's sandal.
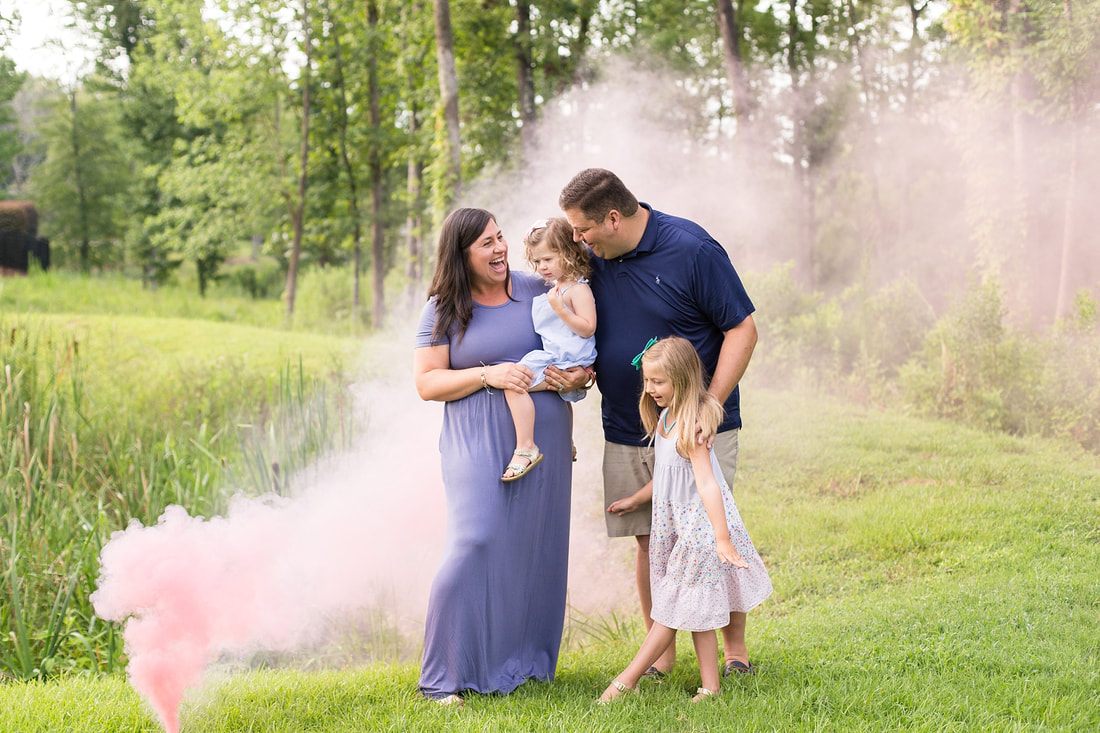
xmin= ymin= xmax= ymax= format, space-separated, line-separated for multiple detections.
xmin=502 ymin=447 xmax=543 ymax=482
xmin=691 ymin=687 xmax=719 ymax=703
xmin=597 ymin=678 xmax=637 ymax=704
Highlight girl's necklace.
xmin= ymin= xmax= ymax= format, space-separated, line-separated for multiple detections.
xmin=662 ymin=410 xmax=676 ymax=434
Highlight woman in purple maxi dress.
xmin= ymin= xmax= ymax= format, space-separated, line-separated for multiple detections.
xmin=414 ymin=208 xmax=573 ymax=702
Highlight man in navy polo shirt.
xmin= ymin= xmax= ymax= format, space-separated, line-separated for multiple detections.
xmin=548 ymin=168 xmax=759 ymax=678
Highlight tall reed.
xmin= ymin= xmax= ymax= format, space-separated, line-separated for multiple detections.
xmin=0 ymin=319 xmax=353 ymax=680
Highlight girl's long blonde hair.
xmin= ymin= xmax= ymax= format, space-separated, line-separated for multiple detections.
xmin=638 ymin=336 xmax=724 ymax=458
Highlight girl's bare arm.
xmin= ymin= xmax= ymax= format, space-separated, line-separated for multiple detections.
xmin=688 ymin=443 xmax=748 ymax=568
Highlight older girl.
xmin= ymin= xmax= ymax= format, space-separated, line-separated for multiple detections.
xmin=599 ymin=336 xmax=771 ymax=703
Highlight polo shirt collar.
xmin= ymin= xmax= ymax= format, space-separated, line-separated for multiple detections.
xmin=618 ymin=203 xmax=656 ymax=261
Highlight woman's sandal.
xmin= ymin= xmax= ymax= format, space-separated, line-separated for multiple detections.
xmin=692 ymin=687 xmax=719 ymax=703
xmin=434 ymin=693 xmax=463 ymax=707
xmin=597 ymin=678 xmax=637 ymax=704
xmin=502 ymin=447 xmax=543 ymax=482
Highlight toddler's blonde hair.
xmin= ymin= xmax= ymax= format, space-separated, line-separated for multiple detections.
xmin=523 ymin=217 xmax=591 ymax=282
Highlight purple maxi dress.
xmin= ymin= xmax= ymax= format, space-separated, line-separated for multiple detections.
xmin=415 ymin=273 xmax=572 ymax=699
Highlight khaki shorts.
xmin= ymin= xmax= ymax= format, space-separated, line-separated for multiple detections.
xmin=602 ymin=430 xmax=740 ymax=538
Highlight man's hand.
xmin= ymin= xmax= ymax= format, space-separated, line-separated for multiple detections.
xmin=544 ymin=364 xmax=588 ymax=392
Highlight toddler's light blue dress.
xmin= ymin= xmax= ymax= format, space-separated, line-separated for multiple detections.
xmin=519 ymin=283 xmax=597 ymax=402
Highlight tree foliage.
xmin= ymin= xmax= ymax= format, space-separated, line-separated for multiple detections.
xmin=28 ymin=86 xmax=133 ymax=270
xmin=0 ymin=54 xmax=25 ymax=193
xmin=6 ymin=0 xmax=1093 ymax=327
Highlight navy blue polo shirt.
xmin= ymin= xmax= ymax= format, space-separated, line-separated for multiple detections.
xmin=590 ymin=204 xmax=754 ymax=446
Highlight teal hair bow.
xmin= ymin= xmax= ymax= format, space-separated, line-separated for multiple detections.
xmin=631 ymin=337 xmax=659 ymax=370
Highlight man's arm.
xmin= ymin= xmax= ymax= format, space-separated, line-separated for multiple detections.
xmin=708 ymin=314 xmax=757 ymax=403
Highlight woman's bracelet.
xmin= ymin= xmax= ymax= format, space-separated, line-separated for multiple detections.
xmin=480 ymin=364 xmax=493 ymax=394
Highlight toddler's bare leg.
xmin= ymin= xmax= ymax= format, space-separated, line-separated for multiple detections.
xmin=504 ymin=389 xmax=537 ymax=451
xmin=503 ymin=390 xmax=538 ymax=480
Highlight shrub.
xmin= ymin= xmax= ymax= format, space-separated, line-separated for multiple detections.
xmin=1034 ymin=290 xmax=1100 ymax=451
xmin=898 ymin=279 xmax=1042 ymax=434
xmin=222 ymin=259 xmax=285 ymax=300
xmin=746 ymin=264 xmax=933 ymax=396
xmin=290 ymin=266 xmax=370 ymax=333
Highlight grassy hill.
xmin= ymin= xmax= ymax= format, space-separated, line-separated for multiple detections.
xmin=1 ymin=271 xmax=1096 ymax=731
xmin=2 ymin=382 xmax=1096 ymax=731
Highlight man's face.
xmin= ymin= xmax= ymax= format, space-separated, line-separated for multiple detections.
xmin=563 ymin=208 xmax=614 ymax=259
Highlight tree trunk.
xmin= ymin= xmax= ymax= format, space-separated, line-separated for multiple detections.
xmin=715 ymin=0 xmax=751 ymax=126
xmin=1055 ymin=0 xmax=1079 ymax=323
xmin=894 ymin=0 xmax=928 ymax=262
xmin=322 ymin=0 xmax=362 ymax=311
xmin=846 ymin=0 xmax=885 ymax=275
xmin=403 ymin=2 xmax=425 ymax=308
xmin=1007 ymin=0 xmax=1044 ymax=321
xmin=69 ymin=92 xmax=91 ymax=271
xmin=570 ymin=0 xmax=594 ymax=82
xmin=514 ymin=0 xmax=536 ymax=159
xmin=787 ymin=0 xmax=813 ymax=288
xmin=433 ymin=0 xmax=461 ymax=203
xmin=285 ymin=0 xmax=313 ymax=321
xmin=406 ymin=155 xmax=424 ymax=308
xmin=368 ymin=0 xmax=385 ymax=330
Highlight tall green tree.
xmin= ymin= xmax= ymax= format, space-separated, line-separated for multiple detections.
xmin=71 ymin=0 xmax=183 ymax=285
xmin=946 ymin=0 xmax=1100 ymax=324
xmin=433 ymin=0 xmax=461 ymax=204
xmin=0 ymin=55 xmax=25 ymax=194
xmin=30 ymin=85 xmax=133 ymax=270
xmin=399 ymin=1 xmax=434 ymax=307
xmin=317 ymin=0 xmax=364 ymax=309
xmin=285 ymin=0 xmax=314 ymax=320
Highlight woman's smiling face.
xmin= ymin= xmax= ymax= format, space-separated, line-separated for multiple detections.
xmin=466 ymin=218 xmax=509 ymax=289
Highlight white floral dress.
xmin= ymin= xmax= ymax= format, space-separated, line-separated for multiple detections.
xmin=649 ymin=413 xmax=773 ymax=632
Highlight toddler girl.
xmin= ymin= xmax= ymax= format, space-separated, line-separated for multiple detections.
xmin=502 ymin=218 xmax=597 ymax=481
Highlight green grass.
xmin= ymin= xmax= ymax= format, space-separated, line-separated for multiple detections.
xmin=2 ymin=388 xmax=1097 ymax=731
xmin=0 ymin=263 xmax=417 ymax=337
xmin=10 ymin=312 xmax=357 ymax=432
xmin=0 ymin=269 xmax=284 ymax=329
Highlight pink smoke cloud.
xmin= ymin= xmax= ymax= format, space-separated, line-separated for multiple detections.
xmin=89 ymin=362 xmax=634 ymax=731
xmin=90 ymin=377 xmax=447 ymax=732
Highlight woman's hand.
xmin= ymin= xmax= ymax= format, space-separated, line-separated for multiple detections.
xmin=485 ymin=362 xmax=535 ymax=394
xmin=716 ymin=537 xmax=748 ymax=569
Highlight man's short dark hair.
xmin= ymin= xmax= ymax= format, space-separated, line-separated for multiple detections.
xmin=559 ymin=168 xmax=639 ymax=222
